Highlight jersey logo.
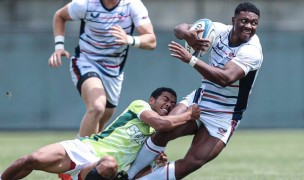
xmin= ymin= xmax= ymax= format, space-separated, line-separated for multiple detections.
xmin=126 ymin=125 xmax=146 ymax=144
xmin=91 ymin=12 xmax=100 ymax=18
xmin=216 ymin=42 xmax=224 ymax=50
xmin=217 ymin=127 xmax=227 ymax=137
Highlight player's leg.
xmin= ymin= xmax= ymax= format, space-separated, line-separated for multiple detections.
xmin=98 ymin=107 xmax=115 ymax=132
xmin=97 ymin=72 xmax=123 ymax=132
xmin=140 ymin=119 xmax=239 ymax=180
xmin=78 ymin=75 xmax=107 ymax=137
xmin=174 ymin=124 xmax=226 ymax=179
xmin=1 ymin=143 xmax=71 ymax=180
xmin=137 ymin=125 xmax=225 ymax=180
xmin=127 ymin=117 xmax=198 ymax=179
xmin=80 ymin=156 xmax=118 ymax=180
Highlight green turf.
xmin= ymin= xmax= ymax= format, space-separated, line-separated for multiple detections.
xmin=0 ymin=130 xmax=303 ymax=180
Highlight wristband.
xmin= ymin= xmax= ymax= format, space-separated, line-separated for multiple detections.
xmin=127 ymin=35 xmax=135 ymax=45
xmin=55 ymin=35 xmax=65 ymax=51
xmin=127 ymin=35 xmax=140 ymax=48
xmin=132 ymin=36 xmax=140 ymax=48
xmin=189 ymin=56 xmax=198 ymax=67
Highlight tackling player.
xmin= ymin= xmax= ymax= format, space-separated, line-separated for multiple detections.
xmin=1 ymin=87 xmax=199 ymax=180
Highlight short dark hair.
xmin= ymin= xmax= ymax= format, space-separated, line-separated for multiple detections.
xmin=150 ymin=87 xmax=177 ymax=99
xmin=235 ymin=2 xmax=260 ymax=17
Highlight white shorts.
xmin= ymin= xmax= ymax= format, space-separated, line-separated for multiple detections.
xmin=59 ymin=139 xmax=100 ymax=179
xmin=180 ymin=89 xmax=239 ymax=144
xmin=70 ymin=56 xmax=124 ymax=106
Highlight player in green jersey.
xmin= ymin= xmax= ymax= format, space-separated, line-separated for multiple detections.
xmin=1 ymin=87 xmax=199 ymax=180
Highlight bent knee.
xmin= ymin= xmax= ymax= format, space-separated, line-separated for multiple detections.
xmin=18 ymin=153 xmax=42 ymax=169
xmin=96 ymin=156 xmax=118 ymax=178
xmin=88 ymin=102 xmax=106 ymax=116
xmin=180 ymin=157 xmax=207 ymax=172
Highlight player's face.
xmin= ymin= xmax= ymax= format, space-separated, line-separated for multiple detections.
xmin=151 ymin=92 xmax=176 ymax=116
xmin=231 ymin=11 xmax=259 ymax=45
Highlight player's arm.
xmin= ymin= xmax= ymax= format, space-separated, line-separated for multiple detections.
xmin=168 ymin=41 xmax=245 ymax=87
xmin=53 ymin=4 xmax=72 ymax=39
xmin=194 ymin=59 xmax=245 ymax=86
xmin=174 ymin=23 xmax=191 ymax=40
xmin=48 ymin=4 xmax=72 ymax=67
xmin=134 ymin=23 xmax=156 ymax=50
xmin=110 ymin=23 xmax=156 ymax=50
xmin=140 ymin=104 xmax=200 ymax=132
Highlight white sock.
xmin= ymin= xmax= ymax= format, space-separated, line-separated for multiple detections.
xmin=127 ymin=137 xmax=165 ymax=179
xmin=138 ymin=161 xmax=176 ymax=180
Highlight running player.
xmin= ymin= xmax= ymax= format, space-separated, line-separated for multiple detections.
xmin=48 ymin=0 xmax=157 ymax=137
xmin=1 ymin=87 xmax=199 ymax=180
xmin=127 ymin=2 xmax=263 ymax=179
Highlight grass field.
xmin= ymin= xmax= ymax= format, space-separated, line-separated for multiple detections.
xmin=0 ymin=130 xmax=303 ymax=180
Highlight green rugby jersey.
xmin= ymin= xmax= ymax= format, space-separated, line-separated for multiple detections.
xmin=81 ymin=100 xmax=155 ymax=171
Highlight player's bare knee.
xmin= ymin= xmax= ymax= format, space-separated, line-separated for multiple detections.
xmin=88 ymin=102 xmax=106 ymax=118
xmin=96 ymin=156 xmax=118 ymax=178
xmin=180 ymin=156 xmax=206 ymax=173
xmin=17 ymin=154 xmax=40 ymax=169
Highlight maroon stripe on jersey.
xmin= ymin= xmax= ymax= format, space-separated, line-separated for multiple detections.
xmin=145 ymin=141 xmax=160 ymax=154
xmin=69 ymin=160 xmax=76 ymax=170
xmin=78 ymin=173 xmax=83 ymax=180
xmin=72 ymin=57 xmax=81 ymax=80
xmin=227 ymin=119 xmax=238 ymax=143
xmin=166 ymin=162 xmax=170 ymax=180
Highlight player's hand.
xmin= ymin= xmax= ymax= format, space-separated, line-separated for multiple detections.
xmin=48 ymin=49 xmax=70 ymax=68
xmin=155 ymin=151 xmax=168 ymax=167
xmin=188 ymin=104 xmax=200 ymax=120
xmin=168 ymin=41 xmax=192 ymax=63
xmin=109 ymin=25 xmax=128 ymax=45
xmin=185 ymin=29 xmax=211 ymax=52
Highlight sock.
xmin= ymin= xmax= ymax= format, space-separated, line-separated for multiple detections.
xmin=127 ymin=137 xmax=165 ymax=179
xmin=138 ymin=161 xmax=176 ymax=180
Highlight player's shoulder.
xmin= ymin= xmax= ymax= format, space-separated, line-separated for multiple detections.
xmin=128 ymin=100 xmax=151 ymax=117
xmin=246 ymin=34 xmax=262 ymax=51
xmin=124 ymin=0 xmax=142 ymax=4
xmin=249 ymin=34 xmax=261 ymax=44
xmin=129 ymin=100 xmax=150 ymax=111
xmin=212 ymin=22 xmax=231 ymax=38
xmin=70 ymin=0 xmax=89 ymax=6
xmin=125 ymin=0 xmax=147 ymax=8
xmin=213 ymin=22 xmax=229 ymax=30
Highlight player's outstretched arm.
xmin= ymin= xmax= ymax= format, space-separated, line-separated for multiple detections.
xmin=141 ymin=104 xmax=200 ymax=132
xmin=48 ymin=4 xmax=71 ymax=68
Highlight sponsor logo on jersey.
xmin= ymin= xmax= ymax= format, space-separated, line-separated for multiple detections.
xmin=217 ymin=127 xmax=227 ymax=137
xmin=91 ymin=12 xmax=100 ymax=18
xmin=216 ymin=42 xmax=224 ymax=50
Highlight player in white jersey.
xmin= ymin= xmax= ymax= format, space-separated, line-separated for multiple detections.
xmin=0 ymin=87 xmax=200 ymax=180
xmin=126 ymin=2 xmax=263 ymax=179
xmin=48 ymin=0 xmax=157 ymax=137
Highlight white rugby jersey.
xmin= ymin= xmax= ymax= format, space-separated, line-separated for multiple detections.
xmin=199 ymin=22 xmax=263 ymax=121
xmin=68 ymin=0 xmax=151 ymax=77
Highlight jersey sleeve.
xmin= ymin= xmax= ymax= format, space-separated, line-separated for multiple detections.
xmin=213 ymin=22 xmax=229 ymax=37
xmin=68 ymin=0 xmax=88 ymax=20
xmin=231 ymin=44 xmax=263 ymax=75
xmin=128 ymin=100 xmax=152 ymax=120
xmin=129 ymin=0 xmax=151 ymax=27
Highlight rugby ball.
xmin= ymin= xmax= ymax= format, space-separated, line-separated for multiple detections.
xmin=185 ymin=19 xmax=216 ymax=57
